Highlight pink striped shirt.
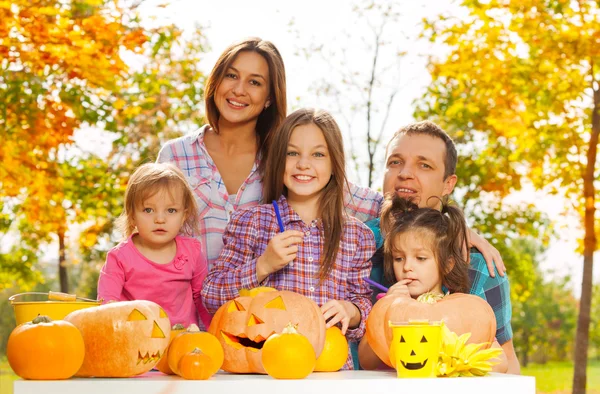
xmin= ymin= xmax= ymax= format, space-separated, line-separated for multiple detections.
xmin=201 ymin=195 xmax=376 ymax=370
xmin=157 ymin=126 xmax=383 ymax=268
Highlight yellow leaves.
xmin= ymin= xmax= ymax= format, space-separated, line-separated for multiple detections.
xmin=436 ymin=323 xmax=503 ymax=377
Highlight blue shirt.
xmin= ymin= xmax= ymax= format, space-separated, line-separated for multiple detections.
xmin=364 ymin=218 xmax=513 ymax=344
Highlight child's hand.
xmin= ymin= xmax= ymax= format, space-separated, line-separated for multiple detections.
xmin=386 ymin=279 xmax=412 ymax=298
xmin=256 ymin=230 xmax=303 ymax=282
xmin=321 ymin=300 xmax=359 ymax=335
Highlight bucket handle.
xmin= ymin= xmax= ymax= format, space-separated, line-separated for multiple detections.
xmin=9 ymin=291 xmax=98 ymax=303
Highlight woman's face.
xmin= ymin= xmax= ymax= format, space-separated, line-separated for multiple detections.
xmin=214 ymin=51 xmax=271 ymax=128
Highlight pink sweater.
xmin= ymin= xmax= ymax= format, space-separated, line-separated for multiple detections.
xmin=97 ymin=235 xmax=211 ymax=329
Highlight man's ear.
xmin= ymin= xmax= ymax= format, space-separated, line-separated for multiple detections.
xmin=442 ymin=174 xmax=458 ymax=197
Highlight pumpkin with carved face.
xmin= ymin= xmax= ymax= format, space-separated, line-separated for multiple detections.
xmin=366 ymin=293 xmax=496 ymax=367
xmin=208 ymin=288 xmax=326 ymax=374
xmin=64 ymin=300 xmax=171 ymax=377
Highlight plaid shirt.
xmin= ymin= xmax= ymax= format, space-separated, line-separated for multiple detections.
xmin=201 ymin=195 xmax=376 ymax=370
xmin=157 ymin=126 xmax=382 ymax=268
xmin=364 ymin=218 xmax=513 ymax=344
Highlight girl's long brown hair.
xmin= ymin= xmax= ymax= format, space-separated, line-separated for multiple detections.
xmin=381 ymin=195 xmax=470 ymax=293
xmin=204 ymin=37 xmax=287 ymax=175
xmin=263 ymin=108 xmax=348 ymax=280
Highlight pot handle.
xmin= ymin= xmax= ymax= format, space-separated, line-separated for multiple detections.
xmin=9 ymin=291 xmax=99 ymax=303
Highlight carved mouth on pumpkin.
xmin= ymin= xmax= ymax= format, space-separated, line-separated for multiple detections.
xmin=401 ymin=359 xmax=428 ymax=370
xmin=137 ymin=350 xmax=162 ymax=365
xmin=220 ymin=331 xmax=275 ymax=352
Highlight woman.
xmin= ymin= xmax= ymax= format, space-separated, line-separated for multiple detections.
xmin=157 ymin=37 xmax=382 ymax=267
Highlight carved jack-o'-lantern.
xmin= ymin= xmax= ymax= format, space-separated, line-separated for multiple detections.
xmin=366 ymin=293 xmax=496 ymax=367
xmin=64 ymin=300 xmax=171 ymax=377
xmin=208 ymin=289 xmax=326 ymax=374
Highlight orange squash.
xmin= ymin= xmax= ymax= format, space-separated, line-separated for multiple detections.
xmin=366 ymin=293 xmax=496 ymax=367
xmin=156 ymin=324 xmax=186 ymax=374
xmin=178 ymin=348 xmax=215 ymax=380
xmin=208 ymin=288 xmax=326 ymax=374
xmin=261 ymin=323 xmax=316 ymax=379
xmin=314 ymin=326 xmax=348 ymax=372
xmin=167 ymin=324 xmax=224 ymax=376
xmin=64 ymin=300 xmax=171 ymax=377
xmin=7 ymin=315 xmax=85 ymax=380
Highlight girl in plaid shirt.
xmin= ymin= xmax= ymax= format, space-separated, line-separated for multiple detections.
xmin=358 ymin=195 xmax=508 ymax=372
xmin=202 ymin=108 xmax=376 ymax=369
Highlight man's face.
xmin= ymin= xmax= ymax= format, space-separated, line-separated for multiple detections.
xmin=382 ymin=133 xmax=457 ymax=208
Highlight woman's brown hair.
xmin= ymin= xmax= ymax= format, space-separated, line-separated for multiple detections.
xmin=263 ymin=108 xmax=348 ymax=280
xmin=204 ymin=37 xmax=287 ymax=175
xmin=115 ymin=162 xmax=199 ymax=239
xmin=381 ymin=194 xmax=470 ymax=293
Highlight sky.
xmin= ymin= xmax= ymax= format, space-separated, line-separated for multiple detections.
xmin=72 ymin=0 xmax=598 ymax=296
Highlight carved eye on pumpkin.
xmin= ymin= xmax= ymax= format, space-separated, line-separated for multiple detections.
xmin=128 ymin=309 xmax=147 ymax=321
xmin=265 ymin=296 xmax=286 ymax=310
xmin=159 ymin=308 xmax=168 ymax=318
xmin=228 ymin=300 xmax=246 ymax=312
xmin=126 ymin=308 xmax=166 ymax=338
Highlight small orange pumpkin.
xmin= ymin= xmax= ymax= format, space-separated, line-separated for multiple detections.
xmin=167 ymin=324 xmax=224 ymax=376
xmin=314 ymin=326 xmax=348 ymax=372
xmin=7 ymin=315 xmax=85 ymax=380
xmin=64 ymin=300 xmax=171 ymax=377
xmin=178 ymin=348 xmax=215 ymax=380
xmin=156 ymin=324 xmax=186 ymax=374
xmin=209 ymin=288 xmax=326 ymax=374
xmin=261 ymin=323 xmax=316 ymax=379
xmin=366 ymin=293 xmax=496 ymax=367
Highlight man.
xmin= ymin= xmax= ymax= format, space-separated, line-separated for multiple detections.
xmin=361 ymin=120 xmax=520 ymax=374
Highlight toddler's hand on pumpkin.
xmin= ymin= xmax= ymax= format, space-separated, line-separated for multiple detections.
xmin=321 ymin=300 xmax=359 ymax=335
xmin=386 ymin=279 xmax=412 ymax=298
xmin=256 ymin=230 xmax=304 ymax=282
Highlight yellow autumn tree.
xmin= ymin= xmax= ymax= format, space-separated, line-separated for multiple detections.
xmin=0 ymin=1 xmax=207 ymax=293
xmin=418 ymin=1 xmax=599 ymax=392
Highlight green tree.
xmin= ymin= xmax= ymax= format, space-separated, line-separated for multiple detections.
xmin=418 ymin=2 xmax=599 ymax=390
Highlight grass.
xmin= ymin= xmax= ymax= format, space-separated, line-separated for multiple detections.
xmin=521 ymin=360 xmax=600 ymax=394
xmin=0 ymin=358 xmax=18 ymax=394
xmin=1 ymin=357 xmax=600 ymax=393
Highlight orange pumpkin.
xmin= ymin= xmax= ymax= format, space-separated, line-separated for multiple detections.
xmin=156 ymin=324 xmax=186 ymax=374
xmin=366 ymin=293 xmax=496 ymax=367
xmin=208 ymin=288 xmax=326 ymax=374
xmin=64 ymin=300 xmax=171 ymax=377
xmin=314 ymin=326 xmax=348 ymax=372
xmin=178 ymin=348 xmax=215 ymax=380
xmin=7 ymin=315 xmax=85 ymax=380
xmin=167 ymin=324 xmax=224 ymax=376
xmin=261 ymin=323 xmax=316 ymax=379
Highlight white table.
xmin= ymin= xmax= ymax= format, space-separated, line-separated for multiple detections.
xmin=14 ymin=370 xmax=535 ymax=394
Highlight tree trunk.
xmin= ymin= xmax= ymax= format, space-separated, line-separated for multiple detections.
xmin=58 ymin=226 xmax=68 ymax=293
xmin=522 ymin=331 xmax=530 ymax=368
xmin=572 ymin=87 xmax=599 ymax=394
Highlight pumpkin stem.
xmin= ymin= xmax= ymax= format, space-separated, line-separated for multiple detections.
xmin=416 ymin=292 xmax=445 ymax=304
xmin=191 ymin=347 xmax=204 ymax=355
xmin=281 ymin=322 xmax=299 ymax=334
xmin=172 ymin=323 xmax=185 ymax=330
xmin=187 ymin=324 xmax=200 ymax=332
xmin=32 ymin=315 xmax=52 ymax=324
